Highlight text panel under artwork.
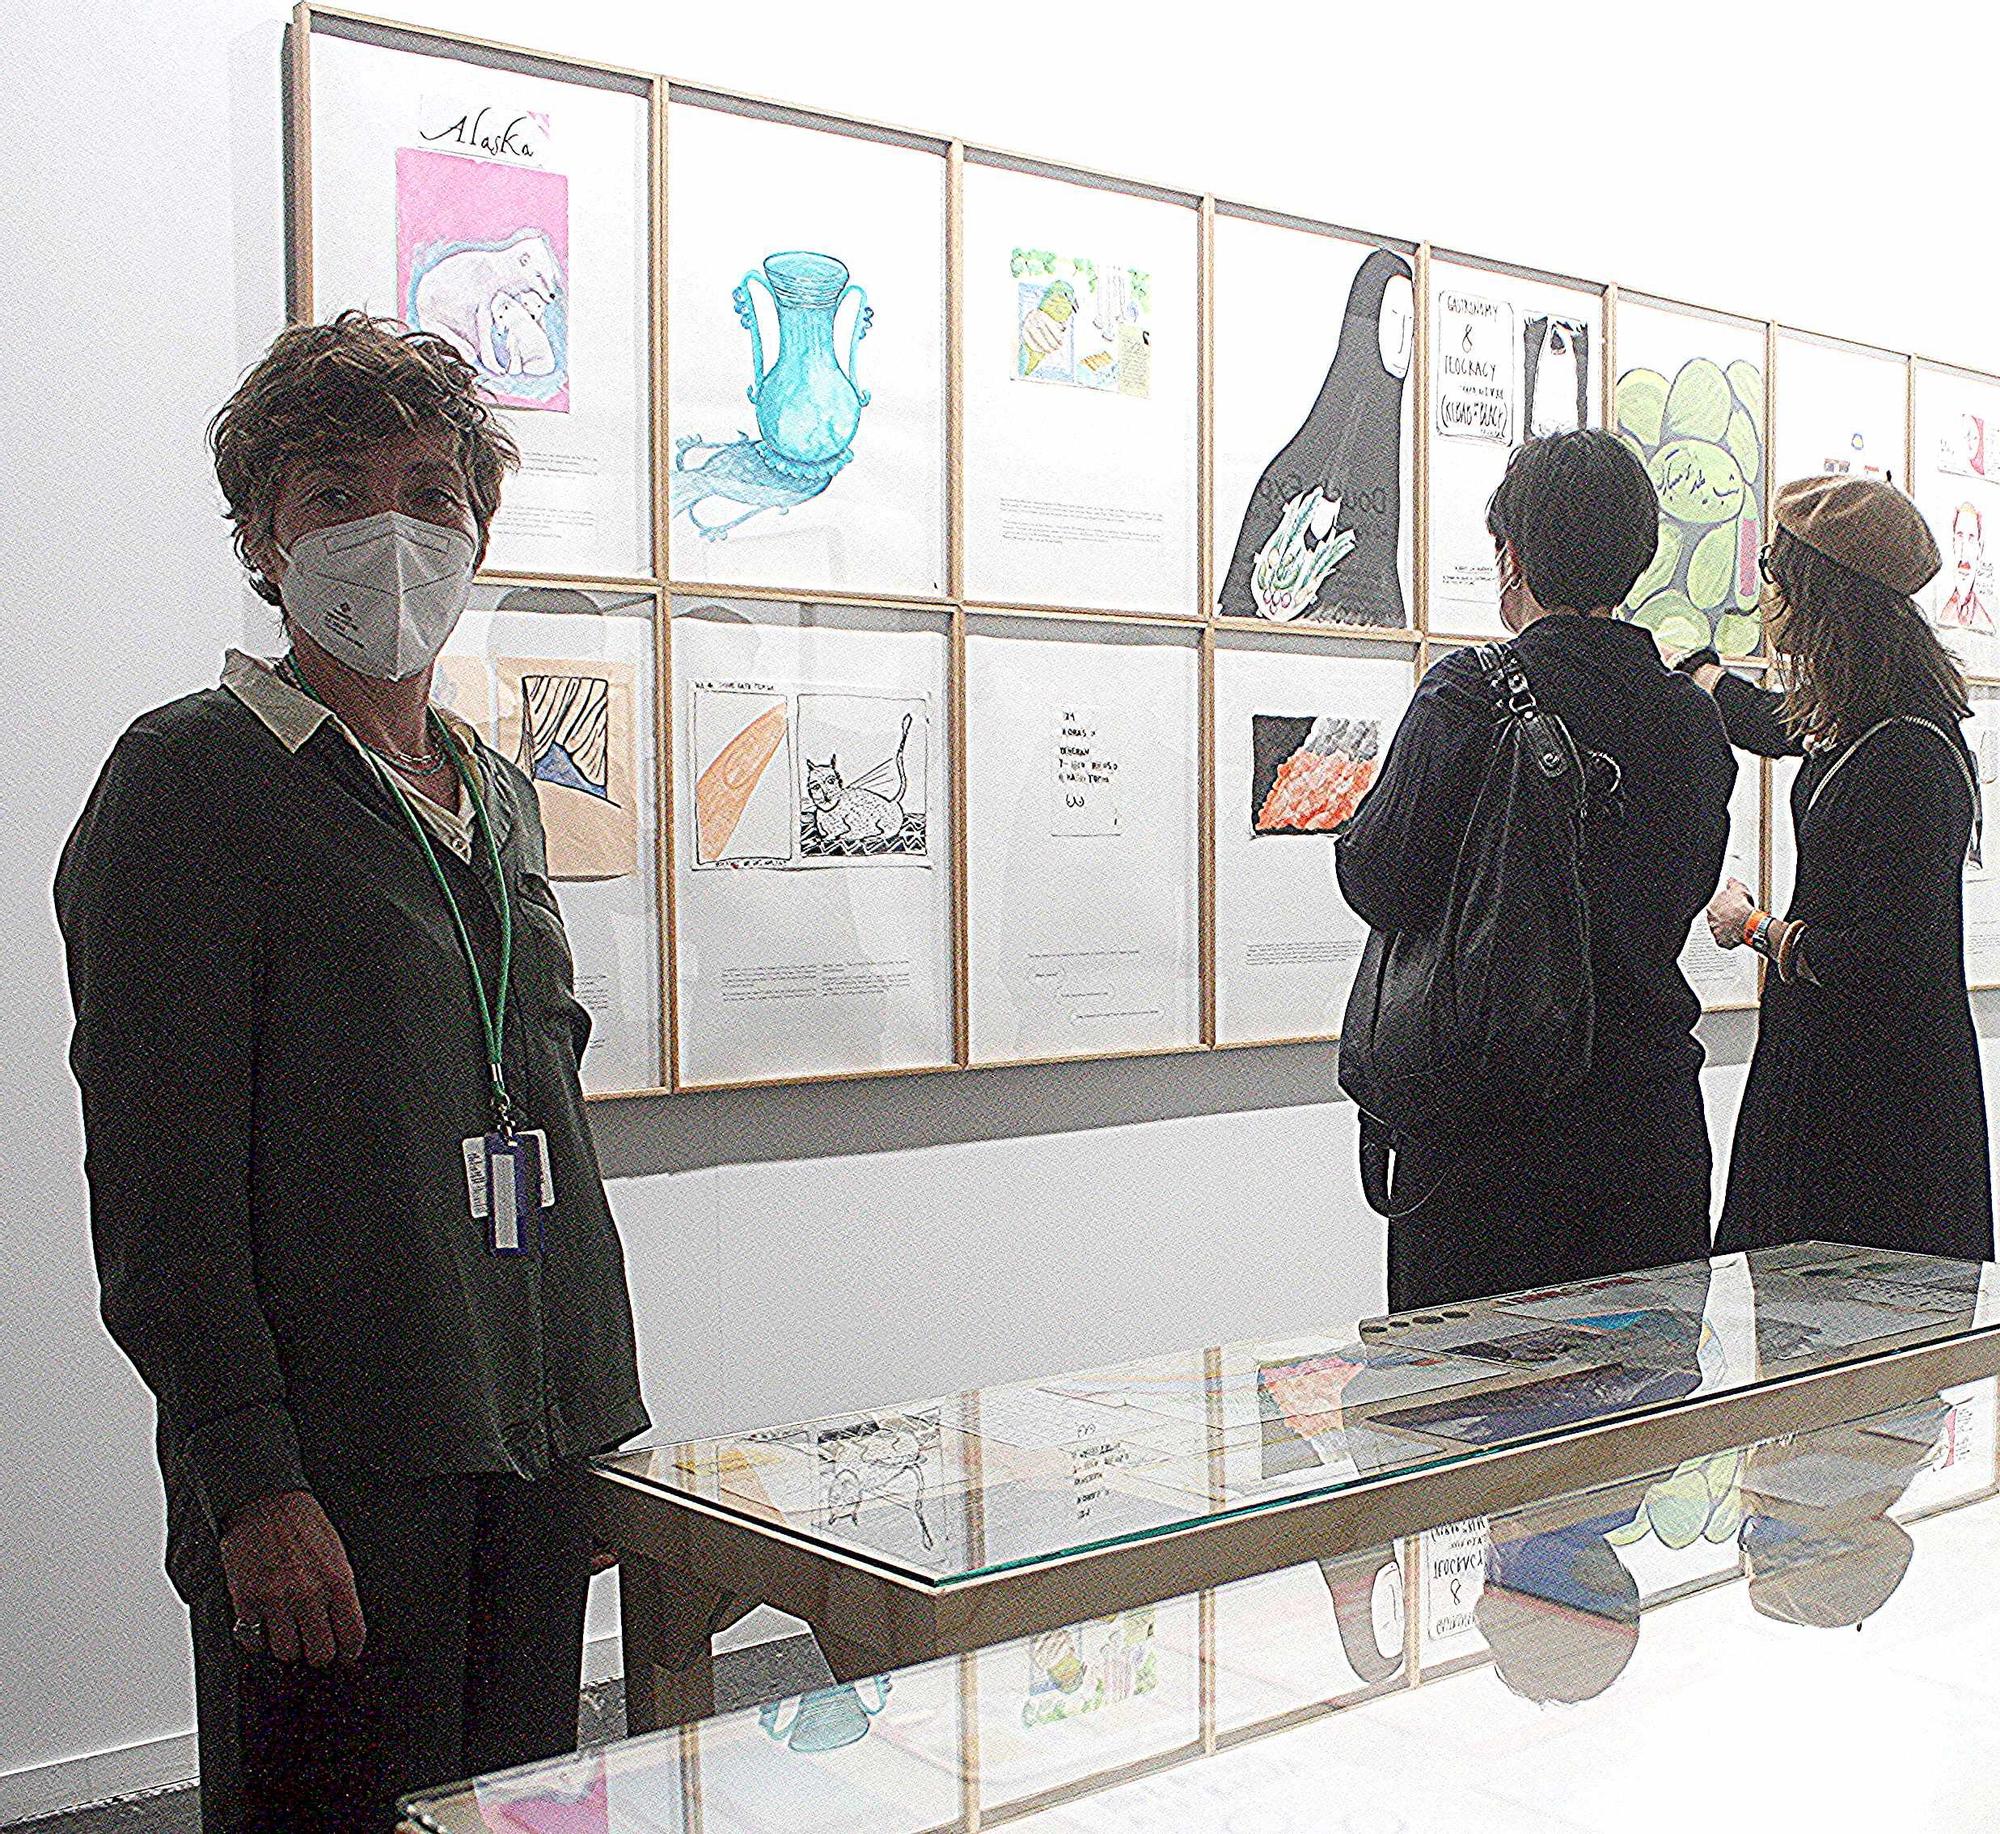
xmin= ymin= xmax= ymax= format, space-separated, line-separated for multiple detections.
xmin=966 ymin=618 xmax=1201 ymax=1062
xmin=1913 ymin=364 xmax=2000 ymax=681
xmin=1427 ymin=259 xmax=1603 ymax=638
xmin=1213 ymin=638 xmax=1415 ymax=1044
xmin=961 ymin=161 xmax=1200 ymax=613
xmin=672 ymin=596 xmax=954 ymax=1085
xmin=438 ymin=586 xmax=663 ymax=1095
xmin=1614 ymin=299 xmax=1767 ymax=661
xmin=307 ymin=25 xmax=653 ymax=578
xmin=1212 ymin=213 xmax=1416 ymax=630
xmin=667 ymin=100 xmax=948 ymax=600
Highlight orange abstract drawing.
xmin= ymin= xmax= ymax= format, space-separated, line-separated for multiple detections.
xmin=1250 ymin=715 xmax=1382 ymax=836
xmin=696 ymin=701 xmax=788 ymax=862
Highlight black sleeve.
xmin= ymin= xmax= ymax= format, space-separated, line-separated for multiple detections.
xmin=1792 ymin=727 xmax=1972 ymax=997
xmin=1713 ymin=672 xmax=1804 ymax=758
xmin=55 ymin=730 xmax=306 ymax=1526
xmin=1335 ymin=662 xmax=1490 ymax=934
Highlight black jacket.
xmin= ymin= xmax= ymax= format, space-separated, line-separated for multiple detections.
xmin=56 ymin=686 xmax=649 ymax=1597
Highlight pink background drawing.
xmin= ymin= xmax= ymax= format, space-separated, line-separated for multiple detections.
xmin=395 ymin=144 xmax=571 ymax=413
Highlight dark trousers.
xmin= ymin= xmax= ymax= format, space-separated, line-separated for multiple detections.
xmin=1385 ymin=1073 xmax=1713 ymax=1313
xmin=190 ymin=1466 xmax=592 ymax=1834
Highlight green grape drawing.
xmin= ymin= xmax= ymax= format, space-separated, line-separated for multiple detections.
xmin=1616 ymin=356 xmax=1765 ymax=658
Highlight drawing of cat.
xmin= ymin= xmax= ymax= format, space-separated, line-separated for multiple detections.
xmin=805 ymin=713 xmax=913 ymax=846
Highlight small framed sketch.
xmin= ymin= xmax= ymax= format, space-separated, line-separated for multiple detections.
xmin=964 ymin=615 xmax=1201 ymax=1064
xmin=1212 ymin=206 xmax=1417 ymax=631
xmin=1613 ymin=294 xmax=1769 ymax=660
xmin=293 ymin=10 xmax=656 ymax=580
xmin=438 ymin=582 xmax=665 ymax=1095
xmin=670 ymin=595 xmax=955 ymax=1087
xmin=960 ymin=154 xmax=1201 ymax=615
xmin=1771 ymin=328 xmax=1908 ymax=495
xmin=666 ymin=91 xmax=949 ymax=601
xmin=1212 ymin=633 xmax=1417 ymax=1046
xmin=1912 ymin=360 xmax=2000 ymax=682
xmin=1427 ymin=252 xmax=1605 ymax=640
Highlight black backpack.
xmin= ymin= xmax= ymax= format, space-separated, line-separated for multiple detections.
xmin=1336 ymin=643 xmax=1598 ymax=1214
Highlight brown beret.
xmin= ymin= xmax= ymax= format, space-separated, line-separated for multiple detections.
xmin=1773 ymin=475 xmax=1941 ymax=596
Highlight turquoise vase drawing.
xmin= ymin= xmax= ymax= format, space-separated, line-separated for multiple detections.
xmin=671 ymin=250 xmax=873 ymax=542
xmin=758 ymin=1677 xmax=891 ymax=1754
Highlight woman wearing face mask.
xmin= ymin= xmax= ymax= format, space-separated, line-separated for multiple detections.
xmin=1679 ymin=476 xmax=1991 ymax=1260
xmin=1336 ymin=430 xmax=1737 ymax=1310
xmin=55 ymin=312 xmax=649 ymax=1831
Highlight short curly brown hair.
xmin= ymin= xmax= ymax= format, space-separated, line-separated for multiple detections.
xmin=209 ymin=310 xmax=520 ymax=605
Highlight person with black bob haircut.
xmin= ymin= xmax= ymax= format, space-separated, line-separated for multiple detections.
xmin=1337 ymin=429 xmax=1737 ymax=1310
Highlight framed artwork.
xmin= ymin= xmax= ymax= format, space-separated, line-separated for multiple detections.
xmin=666 ymin=93 xmax=949 ymax=601
xmin=1427 ymin=254 xmax=1605 ymax=640
xmin=1212 ymin=634 xmax=1417 ymax=1046
xmin=1913 ymin=361 xmax=2000 ymax=681
xmin=1614 ymin=295 xmax=1769 ymax=660
xmin=964 ymin=616 xmax=1201 ymax=1064
xmin=961 ymin=155 xmax=1201 ymax=615
xmin=670 ymin=595 xmax=955 ymax=1087
xmin=294 ymin=10 xmax=656 ymax=581
xmin=439 ymin=582 xmax=665 ymax=1096
xmin=1772 ymin=328 xmax=1908 ymax=494
xmin=1213 ymin=208 xmax=1417 ymax=631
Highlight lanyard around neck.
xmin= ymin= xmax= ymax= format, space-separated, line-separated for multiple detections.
xmin=279 ymin=653 xmax=518 ymax=1131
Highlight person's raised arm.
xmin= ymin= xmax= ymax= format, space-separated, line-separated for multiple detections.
xmin=1679 ymin=649 xmax=1802 ymax=759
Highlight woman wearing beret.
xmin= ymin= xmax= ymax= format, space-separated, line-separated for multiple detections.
xmin=1683 ymin=475 xmax=1991 ymax=1261
xmin=56 ymin=312 xmax=649 ymax=1830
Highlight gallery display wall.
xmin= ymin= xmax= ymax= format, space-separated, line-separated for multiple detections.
xmin=9 ymin=0 xmax=2000 ymax=1812
xmin=294 ymin=9 xmax=2000 ymax=1106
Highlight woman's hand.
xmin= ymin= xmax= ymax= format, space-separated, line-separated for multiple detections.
xmin=220 ymin=1489 xmax=366 ymax=1666
xmin=1707 ymin=877 xmax=1756 ymax=949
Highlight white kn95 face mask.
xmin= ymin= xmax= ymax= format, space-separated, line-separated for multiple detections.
xmin=277 ymin=510 xmax=477 ymax=682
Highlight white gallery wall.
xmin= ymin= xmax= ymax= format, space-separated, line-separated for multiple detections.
xmin=5 ymin=0 xmax=2000 ymax=1804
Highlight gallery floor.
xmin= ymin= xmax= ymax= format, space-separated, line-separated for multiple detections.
xmin=10 ymin=1635 xmax=826 ymax=1833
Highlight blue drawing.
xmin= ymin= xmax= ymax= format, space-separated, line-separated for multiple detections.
xmin=518 ymin=674 xmax=615 ymax=805
xmin=759 ymin=1677 xmax=891 ymax=1753
xmin=671 ymin=250 xmax=873 ymax=542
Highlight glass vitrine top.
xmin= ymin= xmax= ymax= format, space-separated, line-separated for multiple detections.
xmin=596 ymin=1243 xmax=2000 ymax=1588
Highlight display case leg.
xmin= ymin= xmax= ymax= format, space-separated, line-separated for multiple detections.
xmin=619 ymin=1553 xmax=754 ymax=1734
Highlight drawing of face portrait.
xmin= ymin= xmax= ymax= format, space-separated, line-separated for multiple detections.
xmin=1962 ymin=415 xmax=1988 ymax=479
xmin=1377 ymin=272 xmax=1415 ymax=380
xmin=1948 ymin=502 xmax=1991 ymax=631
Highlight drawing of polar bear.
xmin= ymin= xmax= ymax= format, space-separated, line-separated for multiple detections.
xmin=489 ymin=290 xmax=557 ymax=377
xmin=413 ymin=232 xmax=563 ymax=379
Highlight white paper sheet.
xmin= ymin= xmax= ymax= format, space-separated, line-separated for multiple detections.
xmin=961 ymin=163 xmax=1199 ymax=613
xmin=1773 ymin=328 xmax=1908 ymax=493
xmin=965 ymin=619 xmax=1200 ymax=1062
xmin=1212 ymin=214 xmax=1416 ymax=631
xmin=671 ymin=598 xmax=954 ymax=1085
xmin=1966 ymin=686 xmax=2000 ymax=985
xmin=1913 ymin=362 xmax=2000 ymax=679
xmin=666 ymin=101 xmax=947 ymax=600
xmin=1613 ymin=298 xmax=1768 ymax=661
xmin=1428 ymin=259 xmax=1603 ymax=639
xmin=442 ymin=593 xmax=662 ymax=1094
xmin=1212 ymin=637 xmax=1416 ymax=1044
xmin=307 ymin=28 xmax=653 ymax=580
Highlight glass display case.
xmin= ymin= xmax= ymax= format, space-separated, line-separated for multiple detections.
xmin=402 ymin=1244 xmax=2000 ymax=1831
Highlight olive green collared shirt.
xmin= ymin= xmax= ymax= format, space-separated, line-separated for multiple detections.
xmin=57 ymin=659 xmax=649 ymax=1598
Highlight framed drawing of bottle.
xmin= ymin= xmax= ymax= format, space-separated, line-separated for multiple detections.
xmin=1212 ymin=206 xmax=1418 ymax=633
xmin=1426 ymin=252 xmax=1606 ymax=641
xmin=666 ymin=90 xmax=950 ymax=604
xmin=291 ymin=9 xmax=658 ymax=583
xmin=960 ymin=152 xmax=1201 ymax=617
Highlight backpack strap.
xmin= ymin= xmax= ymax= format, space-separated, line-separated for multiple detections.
xmin=1805 ymin=714 xmax=1983 ymax=865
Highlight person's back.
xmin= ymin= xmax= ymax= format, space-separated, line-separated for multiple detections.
xmin=1337 ymin=430 xmax=1735 ymax=1308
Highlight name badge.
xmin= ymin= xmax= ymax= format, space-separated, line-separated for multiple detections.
xmin=462 ymin=1129 xmax=556 ymax=1254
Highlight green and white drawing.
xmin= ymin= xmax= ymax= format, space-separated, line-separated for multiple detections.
xmin=1617 ymin=356 xmax=1766 ymax=657
xmin=1012 ymin=248 xmax=1152 ymax=397
xmin=1607 ymin=1447 xmax=1746 ymax=1554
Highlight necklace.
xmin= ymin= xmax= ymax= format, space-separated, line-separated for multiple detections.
xmin=277 ymin=652 xmax=446 ymax=774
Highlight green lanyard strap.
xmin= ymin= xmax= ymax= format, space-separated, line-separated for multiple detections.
xmin=281 ymin=655 xmax=517 ymax=1131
